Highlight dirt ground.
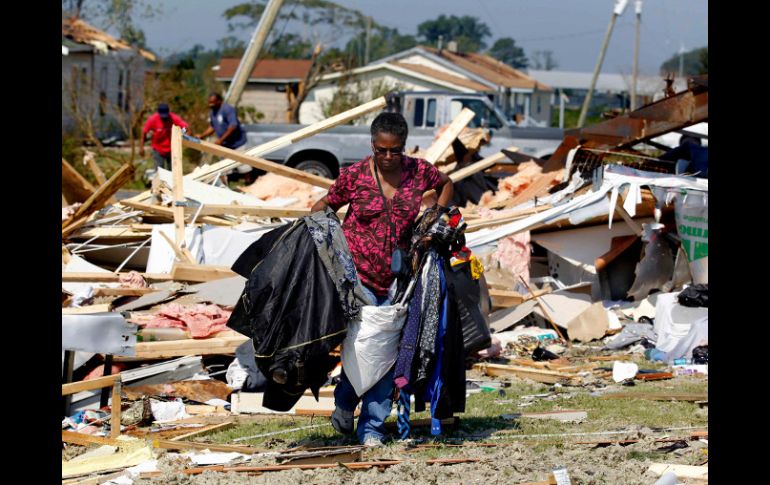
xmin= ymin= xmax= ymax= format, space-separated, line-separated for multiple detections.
xmin=129 ymin=368 xmax=707 ymax=485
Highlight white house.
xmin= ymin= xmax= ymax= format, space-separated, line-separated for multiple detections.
xmin=300 ymin=44 xmax=552 ymax=126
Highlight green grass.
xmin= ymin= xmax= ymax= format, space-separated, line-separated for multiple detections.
xmin=201 ymin=375 xmax=706 ymax=453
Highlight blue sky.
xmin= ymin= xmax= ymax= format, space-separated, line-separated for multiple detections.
xmin=134 ymin=0 xmax=707 ymax=74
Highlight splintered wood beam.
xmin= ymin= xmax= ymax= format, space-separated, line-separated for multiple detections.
xmin=423 ymin=108 xmax=475 ymax=164
xmin=182 ymin=136 xmax=333 ymax=189
xmin=62 ymin=158 xmax=96 ymax=203
xmin=63 ymin=162 xmax=135 ymax=230
xmin=171 ymin=125 xmax=186 ymax=248
xmin=189 ymin=96 xmax=388 ymax=182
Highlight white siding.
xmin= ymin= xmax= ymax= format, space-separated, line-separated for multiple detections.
xmin=299 ymin=70 xmax=462 ymax=124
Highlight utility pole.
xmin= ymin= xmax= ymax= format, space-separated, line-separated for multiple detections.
xmin=631 ymin=0 xmax=642 ymax=110
xmin=678 ymin=42 xmax=685 ymax=79
xmin=578 ymin=0 xmax=629 ymax=128
xmin=224 ymin=0 xmax=286 ymax=107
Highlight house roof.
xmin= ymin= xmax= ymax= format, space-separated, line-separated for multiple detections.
xmin=215 ymin=58 xmax=312 ymax=82
xmin=419 ymin=46 xmax=551 ymax=92
xmin=392 ymin=62 xmax=493 ymax=92
xmin=62 ymin=17 xmax=156 ymax=62
xmin=316 ymin=62 xmax=482 ymax=93
xmin=526 ymin=69 xmax=688 ymax=96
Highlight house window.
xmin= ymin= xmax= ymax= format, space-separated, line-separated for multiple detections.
xmin=425 ymin=99 xmax=437 ymax=127
xmin=124 ymin=70 xmax=131 ymax=112
xmin=537 ymin=95 xmax=542 ymax=114
xmin=413 ymin=98 xmax=424 ymax=127
xmin=456 ymin=98 xmax=502 ymax=129
xmin=117 ymin=69 xmax=124 ymax=109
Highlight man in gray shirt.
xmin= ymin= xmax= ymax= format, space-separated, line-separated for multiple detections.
xmin=196 ymin=92 xmax=247 ymax=149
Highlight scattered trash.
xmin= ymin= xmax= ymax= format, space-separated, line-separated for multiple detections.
xmin=612 ymin=361 xmax=639 ymax=383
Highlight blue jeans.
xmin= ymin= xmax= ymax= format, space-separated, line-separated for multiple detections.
xmin=335 ymin=285 xmax=393 ymax=443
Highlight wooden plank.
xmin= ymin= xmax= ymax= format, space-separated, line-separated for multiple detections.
xmin=84 ymin=151 xmax=108 ymax=186
xmin=170 ymin=263 xmax=236 ymax=282
xmin=62 ymin=216 xmax=90 ymax=239
xmin=152 ymin=439 xmax=260 ymax=455
xmin=502 ymin=170 xmax=563 ymax=209
xmin=62 ymin=374 xmax=120 ymax=396
xmin=189 ymin=96 xmax=388 ymax=183
xmin=111 ymin=380 xmax=121 ymax=438
xmin=586 ymin=355 xmax=632 ymax=361
xmin=488 ymin=287 xmax=551 ymax=308
xmin=423 ymin=151 xmax=512 ymax=201
xmin=465 ymin=204 xmax=552 ymax=232
xmin=423 ymin=108 xmax=475 ymax=164
xmin=93 ymin=288 xmax=159 ymax=297
xmin=601 ymin=392 xmax=708 ymax=402
xmin=134 ymin=334 xmax=249 ymax=359
xmin=62 ymin=158 xmax=97 ymax=204
xmin=62 ymin=303 xmax=112 ymax=315
xmin=635 ymin=372 xmax=674 ymax=381
xmin=519 ymin=276 xmax=569 ymax=346
xmin=171 ymin=125 xmax=186 ymax=248
xmin=62 ymin=272 xmax=173 ymax=283
xmin=473 ymin=363 xmax=582 ymax=385
xmin=197 ymin=204 xmax=311 ymax=219
xmin=63 ymin=470 xmax=128 ymax=485
xmin=489 ymin=288 xmax=524 ymax=308
xmin=123 ymin=97 xmax=388 ymax=206
xmin=182 ymin=136 xmax=334 ymax=189
xmin=449 ymin=149 xmax=513 ymax=182
xmin=160 ymin=231 xmax=196 ymax=264
xmin=595 ymin=235 xmax=639 ymax=272
xmin=62 ymin=431 xmax=122 ymax=447
xmin=279 ymin=449 xmax=363 ymax=466
xmin=63 ymin=162 xmax=135 ymax=230
xmin=119 ymin=200 xmax=235 ymax=226
xmin=169 ymin=421 xmax=234 ymax=441
xmin=83 ymin=151 xmax=117 ymax=205
xmin=72 ymin=227 xmax=151 ymax=240
xmin=612 ymin=193 xmax=644 ymax=236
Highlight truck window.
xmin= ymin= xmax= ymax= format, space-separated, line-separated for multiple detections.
xmin=426 ymin=99 xmax=437 ymax=127
xmin=414 ymin=98 xmax=425 ymax=127
xmin=456 ymin=98 xmax=503 ymax=129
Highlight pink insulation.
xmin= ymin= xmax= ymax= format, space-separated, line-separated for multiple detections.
xmin=129 ymin=303 xmax=232 ymax=338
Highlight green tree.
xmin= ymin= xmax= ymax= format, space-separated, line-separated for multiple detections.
xmin=224 ymin=1 xmax=414 ymax=67
xmin=530 ymin=50 xmax=558 ymax=71
xmin=344 ymin=27 xmax=417 ymax=66
xmin=698 ymin=47 xmax=708 ymax=74
xmin=660 ymin=46 xmax=708 ymax=76
xmin=417 ymin=15 xmax=491 ymax=52
xmin=487 ymin=37 xmax=528 ymax=69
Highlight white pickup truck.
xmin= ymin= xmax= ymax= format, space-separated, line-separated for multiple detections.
xmin=241 ymin=91 xmax=564 ymax=179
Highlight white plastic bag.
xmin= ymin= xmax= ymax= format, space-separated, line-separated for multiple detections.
xmin=226 ymin=358 xmax=249 ymax=390
xmin=341 ymin=303 xmax=408 ymax=396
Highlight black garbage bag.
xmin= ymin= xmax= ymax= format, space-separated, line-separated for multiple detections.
xmin=227 ymin=220 xmax=347 ymax=411
xmin=678 ymin=284 xmax=708 ymax=307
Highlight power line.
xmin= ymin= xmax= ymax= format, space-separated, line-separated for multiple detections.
xmin=517 ymin=22 xmax=633 ymax=43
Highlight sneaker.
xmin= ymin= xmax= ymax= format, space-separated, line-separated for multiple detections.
xmin=362 ymin=435 xmax=384 ymax=448
xmin=331 ymin=407 xmax=354 ymax=435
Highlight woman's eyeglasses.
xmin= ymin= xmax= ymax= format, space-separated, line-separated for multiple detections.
xmin=372 ymin=146 xmax=404 ymax=156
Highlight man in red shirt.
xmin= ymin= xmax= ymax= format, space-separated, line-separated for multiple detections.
xmin=139 ymin=103 xmax=189 ymax=170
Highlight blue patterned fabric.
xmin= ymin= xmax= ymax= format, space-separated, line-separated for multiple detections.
xmin=393 ymin=276 xmax=423 ymax=388
xmin=304 ymin=208 xmax=369 ymax=320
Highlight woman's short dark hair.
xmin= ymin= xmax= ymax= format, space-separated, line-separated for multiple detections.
xmin=209 ymin=92 xmax=223 ymax=101
xmin=371 ymin=112 xmax=408 ymax=145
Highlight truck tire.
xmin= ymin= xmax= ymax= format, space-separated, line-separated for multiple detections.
xmin=294 ymin=159 xmax=335 ymax=179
